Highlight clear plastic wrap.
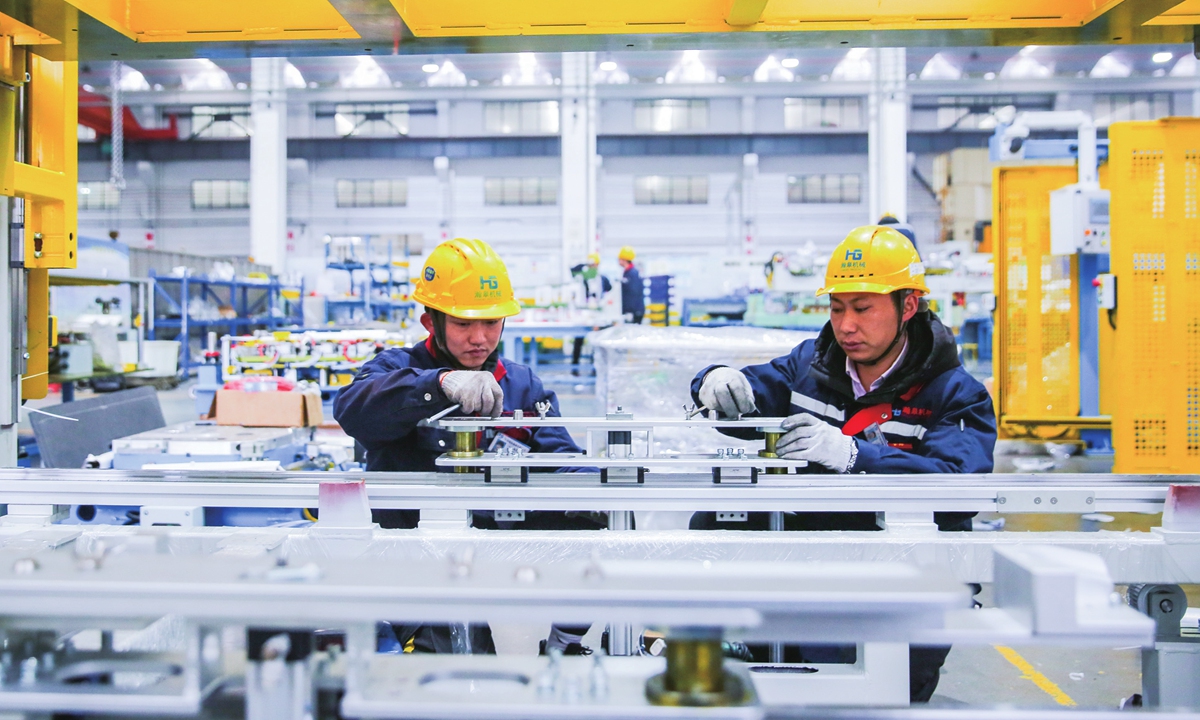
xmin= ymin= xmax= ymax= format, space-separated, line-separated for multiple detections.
xmin=590 ymin=325 xmax=818 ymax=454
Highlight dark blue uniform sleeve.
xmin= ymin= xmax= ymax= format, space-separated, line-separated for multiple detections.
xmin=690 ymin=343 xmax=812 ymax=440
xmin=851 ymin=382 xmax=996 ymax=474
xmin=332 ymin=352 xmax=449 ymax=445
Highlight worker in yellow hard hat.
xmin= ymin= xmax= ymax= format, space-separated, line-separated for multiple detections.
xmin=617 ymin=245 xmax=644 ymax=323
xmin=333 ymin=238 xmax=599 ymax=654
xmin=568 ymin=251 xmax=612 ymax=373
xmin=688 ymin=226 xmax=996 ymax=701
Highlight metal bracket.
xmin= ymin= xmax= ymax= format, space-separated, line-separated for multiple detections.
xmin=996 ymin=489 xmax=1095 ymax=513
xmin=483 ymin=466 xmax=528 ymax=484
xmin=600 ymin=467 xmax=644 ymax=484
xmin=712 ymin=466 xmax=758 ymax=485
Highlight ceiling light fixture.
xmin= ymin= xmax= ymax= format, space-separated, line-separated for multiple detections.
xmin=1153 ymin=51 xmax=1173 ymax=64
xmin=422 ymin=62 xmax=439 ymax=73
xmin=599 ymin=60 xmax=617 ymax=72
xmin=780 ymin=57 xmax=799 ymax=68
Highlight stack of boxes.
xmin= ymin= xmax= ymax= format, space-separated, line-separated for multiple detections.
xmin=932 ymin=148 xmax=993 ymax=246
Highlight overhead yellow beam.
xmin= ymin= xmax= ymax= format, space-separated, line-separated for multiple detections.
xmin=726 ymin=0 xmax=769 ymax=26
xmin=63 ymin=0 xmax=360 ymax=43
xmin=1144 ymin=0 xmax=1200 ymax=23
xmin=391 ymin=0 xmax=1164 ymax=36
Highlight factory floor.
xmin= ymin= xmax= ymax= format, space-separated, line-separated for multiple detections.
xmin=26 ymin=372 xmax=1148 ymax=710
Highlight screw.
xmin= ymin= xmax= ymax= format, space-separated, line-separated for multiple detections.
xmin=1034 ymin=497 xmax=1042 ymax=504
xmin=1050 ymin=497 xmax=1058 ymax=505
xmin=1160 ymin=598 xmax=1175 ymax=614
xmin=1086 ymin=497 xmax=1094 ymax=504
xmin=998 ymin=497 xmax=1006 ymax=504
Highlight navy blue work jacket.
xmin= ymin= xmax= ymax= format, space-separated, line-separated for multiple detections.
xmin=334 ymin=339 xmax=582 ymax=472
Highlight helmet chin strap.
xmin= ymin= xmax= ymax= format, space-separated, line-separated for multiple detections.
xmin=857 ymin=317 xmax=906 ymax=367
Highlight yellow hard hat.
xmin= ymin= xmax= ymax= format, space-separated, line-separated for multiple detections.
xmin=587 ymin=252 xmax=601 ymax=265
xmin=818 ymin=226 xmax=929 ymax=297
xmin=412 ymin=238 xmax=521 ymax=319
xmin=618 ymin=245 xmax=636 ymax=262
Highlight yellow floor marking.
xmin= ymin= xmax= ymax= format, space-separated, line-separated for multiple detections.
xmin=993 ymin=645 xmax=1077 ymax=706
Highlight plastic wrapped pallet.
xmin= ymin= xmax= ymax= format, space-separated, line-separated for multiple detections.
xmin=589 ymin=325 xmax=817 ymax=456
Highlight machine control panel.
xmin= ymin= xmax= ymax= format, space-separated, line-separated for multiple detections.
xmin=1050 ymin=184 xmax=1110 ymax=255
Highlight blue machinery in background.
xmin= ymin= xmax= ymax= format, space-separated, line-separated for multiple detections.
xmin=991 ymin=110 xmax=1112 ymax=453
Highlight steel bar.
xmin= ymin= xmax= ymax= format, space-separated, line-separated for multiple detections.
xmin=0 ymin=469 xmax=1186 ymax=514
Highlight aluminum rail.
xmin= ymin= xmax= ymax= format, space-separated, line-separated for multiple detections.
xmin=0 ymin=469 xmax=1191 ymax=513
xmin=427 ymin=415 xmax=789 ymax=430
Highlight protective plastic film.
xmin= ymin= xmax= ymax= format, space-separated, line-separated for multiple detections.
xmin=590 ymin=325 xmax=816 ymax=454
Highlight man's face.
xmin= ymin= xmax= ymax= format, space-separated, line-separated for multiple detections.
xmin=421 ymin=313 xmax=503 ymax=370
xmin=829 ymin=292 xmax=916 ymax=363
xmin=619 ymin=259 xmax=631 ymax=270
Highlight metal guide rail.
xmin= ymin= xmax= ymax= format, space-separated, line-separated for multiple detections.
xmin=0 ymin=535 xmax=1159 ymax=718
xmin=422 ymin=410 xmax=799 ymax=482
xmin=0 ymin=468 xmax=1190 ymax=514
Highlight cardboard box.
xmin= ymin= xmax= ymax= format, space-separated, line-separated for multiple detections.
xmin=943 ymin=183 xmax=992 ymax=222
xmin=933 ymin=148 xmax=993 ymax=194
xmin=210 ymin=389 xmax=323 ymax=428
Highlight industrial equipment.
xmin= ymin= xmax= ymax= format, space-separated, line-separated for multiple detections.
xmin=990 ymin=111 xmax=1111 ymax=450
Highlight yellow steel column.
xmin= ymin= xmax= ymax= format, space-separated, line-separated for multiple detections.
xmin=6 ymin=47 xmax=77 ymax=401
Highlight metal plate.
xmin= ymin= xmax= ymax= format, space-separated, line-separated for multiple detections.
xmin=995 ymin=489 xmax=1096 ymax=513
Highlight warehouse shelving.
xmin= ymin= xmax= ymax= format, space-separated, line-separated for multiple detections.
xmin=147 ymin=272 xmax=303 ymax=374
xmin=324 ymin=235 xmax=414 ymax=324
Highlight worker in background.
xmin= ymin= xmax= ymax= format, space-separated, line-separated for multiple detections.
xmin=618 ymin=245 xmax=645 ymax=324
xmin=569 ymin=252 xmax=611 ymax=374
xmin=877 ymin=213 xmax=918 ymax=252
xmin=689 ymin=225 xmax=996 ymax=703
xmin=334 ymin=238 xmax=597 ymax=655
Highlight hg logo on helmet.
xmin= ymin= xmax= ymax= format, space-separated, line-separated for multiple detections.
xmin=479 ymin=275 xmax=499 ymax=290
xmin=424 ymin=267 xmax=436 ymax=281
xmin=841 ymin=248 xmax=866 ymax=270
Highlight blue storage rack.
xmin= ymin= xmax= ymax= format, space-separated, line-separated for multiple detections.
xmin=147 ymin=271 xmax=303 ymax=374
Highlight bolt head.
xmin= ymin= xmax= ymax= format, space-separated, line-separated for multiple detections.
xmin=1160 ymin=598 xmax=1175 ymax=614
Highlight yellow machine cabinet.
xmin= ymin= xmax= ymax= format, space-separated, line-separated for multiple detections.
xmin=1109 ymin=118 xmax=1200 ymax=473
xmin=992 ymin=164 xmax=1082 ymax=439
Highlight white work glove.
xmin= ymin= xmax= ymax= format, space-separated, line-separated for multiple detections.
xmin=698 ymin=367 xmax=757 ymax=418
xmin=776 ymin=413 xmax=857 ymax=473
xmin=440 ymin=371 xmax=504 ymax=418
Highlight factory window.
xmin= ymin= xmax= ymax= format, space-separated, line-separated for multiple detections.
xmin=78 ymin=182 xmax=120 ymax=210
xmin=633 ymin=176 xmax=709 ymax=205
xmin=484 ymin=101 xmax=559 ymax=134
xmin=634 ymin=99 xmax=708 ymax=132
xmin=783 ymin=97 xmax=862 ymax=130
xmin=189 ymin=106 xmax=250 ymax=139
xmin=1093 ymin=93 xmax=1171 ymax=126
xmin=335 ymin=179 xmax=409 ymax=208
xmin=915 ymin=94 xmax=1054 ymax=130
xmin=787 ymin=174 xmax=862 ymax=204
xmin=333 ymin=104 xmax=411 ymax=137
xmin=483 ymin=178 xmax=558 ymax=206
xmin=191 ymin=180 xmax=250 ymax=209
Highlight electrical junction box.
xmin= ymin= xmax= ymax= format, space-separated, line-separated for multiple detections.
xmin=1050 ymin=184 xmax=1110 ymax=255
